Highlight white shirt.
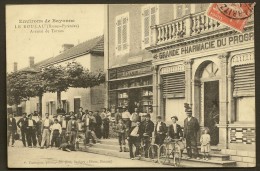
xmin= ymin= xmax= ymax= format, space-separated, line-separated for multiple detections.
xmin=78 ymin=122 xmax=82 ymax=131
xmin=172 ymin=123 xmax=177 ymax=133
xmin=122 ymin=111 xmax=131 ymax=119
xmin=130 ymin=126 xmax=139 ymax=136
xmin=188 ymin=117 xmax=191 ymax=122
xmin=157 ymin=122 xmax=161 ymax=132
xmin=85 ymin=117 xmax=90 ymax=126
xmin=44 ymin=119 xmax=50 ymax=127
xmin=62 ymin=120 xmax=67 ymax=128
xmin=28 ymin=119 xmax=34 ymax=127
xmin=51 ymin=123 xmax=62 ymax=134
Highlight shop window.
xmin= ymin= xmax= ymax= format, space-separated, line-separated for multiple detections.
xmin=115 ymin=12 xmax=129 ymax=55
xmin=162 ymin=72 xmax=185 ymax=98
xmin=233 ymin=63 xmax=255 ymax=122
xmin=233 ymin=63 xmax=255 ymax=97
xmin=141 ymin=4 xmax=159 ymax=49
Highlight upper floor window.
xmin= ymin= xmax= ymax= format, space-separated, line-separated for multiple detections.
xmin=176 ymin=4 xmax=191 ymax=18
xmin=141 ymin=4 xmax=159 ymax=49
xmin=115 ymin=12 xmax=129 ymax=55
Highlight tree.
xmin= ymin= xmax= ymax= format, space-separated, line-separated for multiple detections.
xmin=41 ymin=65 xmax=70 ymax=109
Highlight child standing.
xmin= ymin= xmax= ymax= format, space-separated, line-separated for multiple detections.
xmin=200 ymin=127 xmax=211 ymax=160
xmin=115 ymin=118 xmax=127 ymax=152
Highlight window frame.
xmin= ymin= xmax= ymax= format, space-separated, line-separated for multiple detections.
xmin=115 ymin=12 xmax=130 ymax=56
xmin=141 ymin=4 xmax=159 ymax=49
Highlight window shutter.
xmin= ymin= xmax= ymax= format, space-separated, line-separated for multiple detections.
xmin=143 ymin=8 xmax=150 ymax=45
xmin=122 ymin=16 xmax=128 ymax=50
xmin=116 ymin=19 xmax=122 ymax=51
xmin=176 ymin=4 xmax=183 ymax=18
xmin=233 ymin=64 xmax=255 ymax=97
xmin=162 ymin=72 xmax=185 ymax=98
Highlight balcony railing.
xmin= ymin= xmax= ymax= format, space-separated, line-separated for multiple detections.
xmin=150 ymin=11 xmax=254 ymax=46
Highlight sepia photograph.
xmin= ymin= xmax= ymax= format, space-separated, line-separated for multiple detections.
xmin=6 ymin=3 xmax=255 ymax=168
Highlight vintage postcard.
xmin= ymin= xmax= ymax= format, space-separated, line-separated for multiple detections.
xmin=6 ymin=4 xmax=255 ymax=168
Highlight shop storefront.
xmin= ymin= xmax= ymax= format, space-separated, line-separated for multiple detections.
xmin=148 ymin=22 xmax=255 ymax=150
xmin=108 ymin=61 xmax=153 ymax=114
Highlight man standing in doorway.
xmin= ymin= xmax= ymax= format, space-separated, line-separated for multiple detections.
xmin=183 ymin=104 xmax=200 ymax=160
xmin=7 ymin=113 xmax=17 ymax=147
xmin=17 ymin=113 xmax=28 ymax=147
xmin=40 ymin=113 xmax=54 ymax=149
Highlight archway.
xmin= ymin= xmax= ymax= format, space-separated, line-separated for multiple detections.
xmin=194 ymin=60 xmax=220 ymax=145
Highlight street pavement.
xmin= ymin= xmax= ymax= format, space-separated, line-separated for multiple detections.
xmin=8 ymin=140 xmax=171 ymax=168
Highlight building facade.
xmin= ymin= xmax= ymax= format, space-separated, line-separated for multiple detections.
xmin=106 ymin=4 xmax=255 ymax=166
xmin=18 ymin=36 xmax=105 ymax=115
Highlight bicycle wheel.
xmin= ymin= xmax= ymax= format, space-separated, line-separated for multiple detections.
xmin=148 ymin=144 xmax=159 ymax=160
xmin=158 ymin=144 xmax=170 ymax=165
xmin=139 ymin=145 xmax=145 ymax=158
xmin=173 ymin=144 xmax=182 ymax=167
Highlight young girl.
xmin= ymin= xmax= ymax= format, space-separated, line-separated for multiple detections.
xmin=200 ymin=127 xmax=211 ymax=160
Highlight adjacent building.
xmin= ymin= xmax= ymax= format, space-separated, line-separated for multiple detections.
xmin=105 ymin=4 xmax=255 ymax=166
xmin=13 ymin=35 xmax=105 ymax=115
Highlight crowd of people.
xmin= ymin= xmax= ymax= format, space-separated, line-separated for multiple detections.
xmin=8 ymin=103 xmax=212 ymax=161
xmin=7 ymin=107 xmax=113 ymax=151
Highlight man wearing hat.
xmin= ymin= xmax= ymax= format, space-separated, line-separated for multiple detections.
xmin=7 ymin=113 xmax=17 ymax=147
xmin=17 ymin=113 xmax=28 ymax=147
xmin=127 ymin=121 xmax=143 ymax=160
xmin=66 ymin=115 xmax=77 ymax=150
xmin=40 ymin=113 xmax=54 ymax=149
xmin=154 ymin=116 xmax=167 ymax=147
xmin=121 ymin=107 xmax=131 ymax=136
xmin=183 ymin=105 xmax=200 ymax=160
xmin=25 ymin=114 xmax=37 ymax=148
xmin=141 ymin=113 xmax=154 ymax=158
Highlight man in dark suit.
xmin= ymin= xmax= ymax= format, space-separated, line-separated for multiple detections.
xmin=127 ymin=121 xmax=143 ymax=160
xmin=183 ymin=107 xmax=200 ymax=159
xmin=25 ymin=114 xmax=37 ymax=148
xmin=36 ymin=115 xmax=43 ymax=146
xmin=141 ymin=114 xmax=154 ymax=158
xmin=7 ymin=113 xmax=17 ymax=147
xmin=154 ymin=116 xmax=167 ymax=146
xmin=17 ymin=113 xmax=28 ymax=147
xmin=94 ymin=111 xmax=102 ymax=139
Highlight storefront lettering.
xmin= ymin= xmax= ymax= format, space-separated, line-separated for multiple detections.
xmin=231 ymin=52 xmax=254 ymax=66
xmin=160 ymin=65 xmax=185 ymax=74
xmin=117 ymin=67 xmax=152 ymax=78
xmin=153 ymin=31 xmax=254 ymax=60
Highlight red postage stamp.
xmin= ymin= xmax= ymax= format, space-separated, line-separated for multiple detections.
xmin=205 ymin=3 xmax=255 ymax=32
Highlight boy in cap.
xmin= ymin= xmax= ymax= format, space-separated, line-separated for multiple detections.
xmin=115 ymin=118 xmax=127 ymax=152
xmin=154 ymin=116 xmax=167 ymax=147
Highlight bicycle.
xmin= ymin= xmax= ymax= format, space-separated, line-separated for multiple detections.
xmin=158 ymin=138 xmax=184 ymax=167
xmin=132 ymin=136 xmax=159 ymax=160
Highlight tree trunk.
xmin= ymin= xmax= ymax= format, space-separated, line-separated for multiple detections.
xmin=57 ymin=91 xmax=61 ymax=109
xmin=38 ymin=94 xmax=43 ymax=117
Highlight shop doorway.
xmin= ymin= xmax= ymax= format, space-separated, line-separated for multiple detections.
xmin=128 ymin=89 xmax=142 ymax=114
xmin=204 ymin=81 xmax=219 ymax=145
xmin=194 ymin=61 xmax=221 ymax=146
